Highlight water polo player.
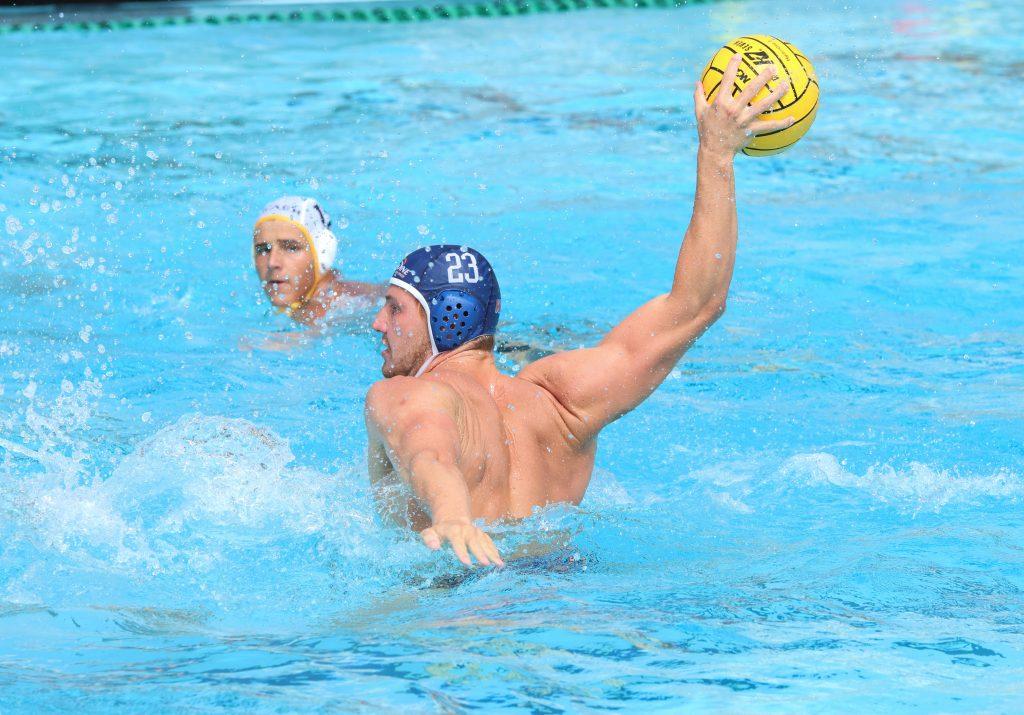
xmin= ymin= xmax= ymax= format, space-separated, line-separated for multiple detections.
xmin=253 ymin=196 xmax=381 ymax=325
xmin=364 ymin=56 xmax=794 ymax=567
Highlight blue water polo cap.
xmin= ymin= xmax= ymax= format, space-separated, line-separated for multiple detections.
xmin=390 ymin=245 xmax=501 ymax=357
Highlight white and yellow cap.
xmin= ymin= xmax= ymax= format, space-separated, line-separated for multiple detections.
xmin=254 ymin=196 xmax=339 ymax=280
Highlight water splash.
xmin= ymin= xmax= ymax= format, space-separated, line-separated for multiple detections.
xmin=0 ymin=414 xmax=423 ymax=625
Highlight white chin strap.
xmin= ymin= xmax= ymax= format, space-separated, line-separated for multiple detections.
xmin=414 ymin=353 xmax=437 ymax=377
xmin=390 ymin=277 xmax=440 ymax=378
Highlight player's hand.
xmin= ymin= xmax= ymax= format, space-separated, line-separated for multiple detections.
xmin=694 ymin=53 xmax=794 ymax=156
xmin=421 ymin=519 xmax=505 ymax=568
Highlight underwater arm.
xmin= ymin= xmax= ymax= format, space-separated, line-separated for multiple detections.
xmin=523 ymin=56 xmax=793 ymax=442
xmin=364 ymin=379 xmax=504 ymax=567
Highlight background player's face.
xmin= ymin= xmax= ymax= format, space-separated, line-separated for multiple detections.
xmin=372 ymin=287 xmax=433 ymax=377
xmin=253 ymin=221 xmax=316 ymax=307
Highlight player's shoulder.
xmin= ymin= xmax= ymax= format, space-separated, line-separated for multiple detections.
xmin=365 ymin=375 xmax=460 ymax=414
xmin=512 ymin=352 xmax=597 ymax=443
xmin=506 ymin=360 xmax=576 ymax=422
xmin=515 ymin=350 xmax=576 ymax=394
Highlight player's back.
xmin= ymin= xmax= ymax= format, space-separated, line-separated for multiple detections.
xmin=433 ymin=365 xmax=598 ymax=521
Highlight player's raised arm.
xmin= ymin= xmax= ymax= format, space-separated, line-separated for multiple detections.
xmin=521 ymin=55 xmax=793 ymax=443
xmin=364 ymin=378 xmax=504 ymax=567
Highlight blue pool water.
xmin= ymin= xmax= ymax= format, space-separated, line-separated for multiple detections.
xmin=1 ymin=0 xmax=1023 ymax=710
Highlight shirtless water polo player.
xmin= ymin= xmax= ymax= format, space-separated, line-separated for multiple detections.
xmin=365 ymin=55 xmax=795 ymax=567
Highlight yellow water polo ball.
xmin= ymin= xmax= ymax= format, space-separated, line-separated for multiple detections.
xmin=701 ymin=35 xmax=819 ymax=156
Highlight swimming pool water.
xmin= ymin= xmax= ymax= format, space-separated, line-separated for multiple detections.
xmin=1 ymin=0 xmax=1023 ymax=710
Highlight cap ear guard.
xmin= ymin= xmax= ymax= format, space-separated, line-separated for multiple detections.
xmin=430 ymin=290 xmax=486 ymax=351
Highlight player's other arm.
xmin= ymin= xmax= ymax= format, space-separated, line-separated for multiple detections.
xmin=364 ymin=378 xmax=504 ymax=567
xmin=523 ymin=55 xmax=793 ymax=441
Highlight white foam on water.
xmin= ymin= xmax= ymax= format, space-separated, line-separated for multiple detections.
xmin=584 ymin=467 xmax=634 ymax=509
xmin=0 ymin=411 xmax=428 ymax=620
xmin=780 ymin=452 xmax=1024 ymax=513
xmin=682 ymin=452 xmax=1023 ymax=516
xmin=708 ymin=490 xmax=754 ymax=514
xmin=106 ymin=414 xmax=328 ymax=535
xmin=20 ymin=479 xmax=151 ymax=569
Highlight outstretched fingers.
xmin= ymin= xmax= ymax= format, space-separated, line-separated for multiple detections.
xmin=467 ymin=536 xmax=492 ymax=567
xmin=449 ymin=534 xmax=473 ymax=567
xmin=716 ymin=53 xmax=743 ymax=105
xmin=479 ymin=532 xmax=505 ymax=568
xmin=750 ymin=115 xmax=796 ymax=136
xmin=736 ymin=64 xmax=776 ymax=108
xmin=422 ymin=523 xmax=504 ymax=568
xmin=464 ymin=529 xmax=504 ymax=567
xmin=748 ymin=79 xmax=790 ymax=118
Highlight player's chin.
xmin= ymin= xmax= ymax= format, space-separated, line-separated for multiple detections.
xmin=263 ymin=285 xmax=293 ymax=307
